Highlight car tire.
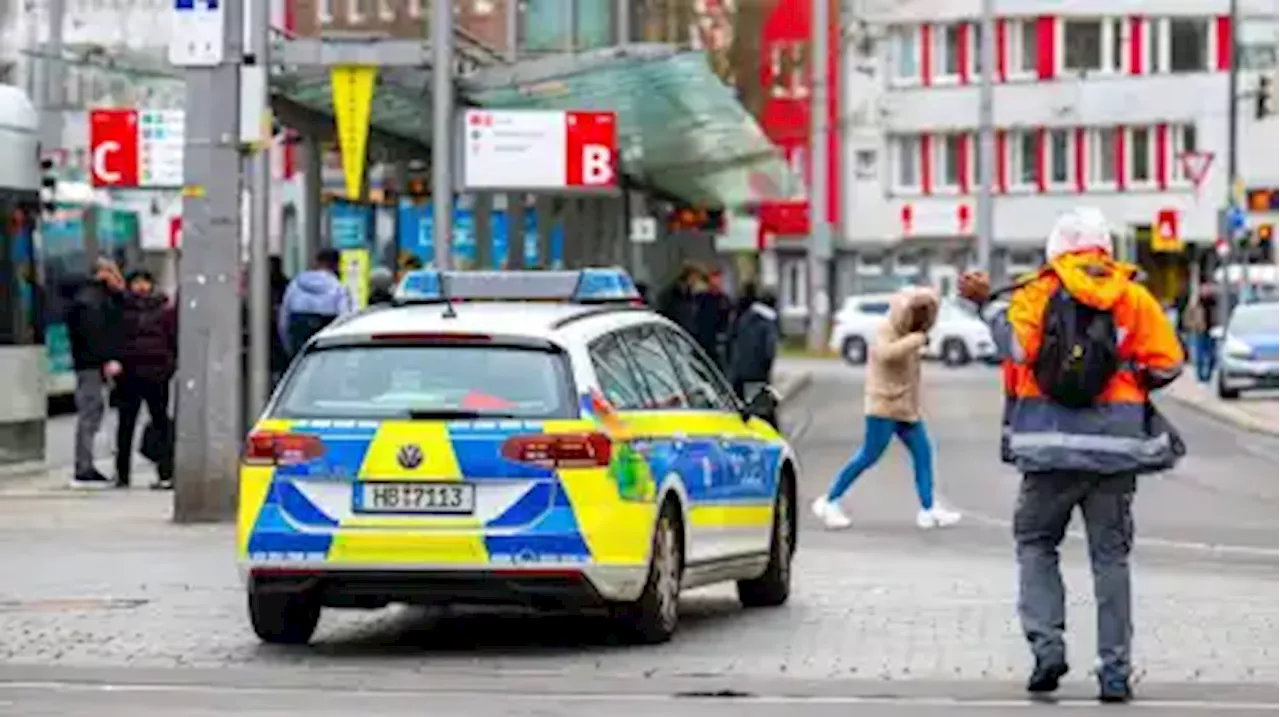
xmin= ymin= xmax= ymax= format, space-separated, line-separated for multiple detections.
xmin=736 ymin=478 xmax=794 ymax=608
xmin=1217 ymin=374 xmax=1241 ymax=400
xmin=611 ymin=500 xmax=683 ymax=645
xmin=841 ymin=336 xmax=868 ymax=365
xmin=941 ymin=338 xmax=971 ymax=367
xmin=248 ymin=585 xmax=321 ymax=645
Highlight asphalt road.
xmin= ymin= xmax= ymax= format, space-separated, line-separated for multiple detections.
xmin=1 ymin=359 xmax=1274 ymax=715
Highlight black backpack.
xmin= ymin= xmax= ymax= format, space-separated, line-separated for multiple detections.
xmin=1033 ymin=288 xmax=1120 ymax=409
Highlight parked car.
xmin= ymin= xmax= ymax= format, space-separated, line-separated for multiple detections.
xmin=828 ymin=294 xmax=995 ymax=367
xmin=1214 ymin=301 xmax=1279 ymax=400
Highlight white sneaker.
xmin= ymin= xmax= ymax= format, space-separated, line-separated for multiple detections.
xmin=811 ymin=497 xmax=852 ymax=530
xmin=916 ymin=504 xmax=962 ymax=529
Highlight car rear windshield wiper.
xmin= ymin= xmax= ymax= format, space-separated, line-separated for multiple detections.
xmin=406 ymin=409 xmax=518 ymax=420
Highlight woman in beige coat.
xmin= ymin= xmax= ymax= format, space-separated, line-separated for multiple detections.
xmin=811 ymin=286 xmax=961 ymax=530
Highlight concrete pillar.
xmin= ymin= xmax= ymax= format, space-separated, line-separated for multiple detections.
xmin=302 ymin=137 xmax=324 ymax=261
xmin=506 ymin=192 xmax=526 ymax=269
xmin=474 ymin=193 xmax=493 ymax=270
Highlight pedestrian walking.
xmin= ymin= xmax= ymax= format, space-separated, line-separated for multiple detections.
xmin=65 ymin=258 xmax=125 ymax=487
xmin=726 ymin=284 xmax=780 ymax=427
xmin=114 ymin=270 xmax=177 ymax=490
xmin=277 ymin=248 xmax=354 ymax=359
xmin=957 ymin=207 xmax=1185 ymax=703
xmin=1184 ymin=285 xmax=1218 ymax=383
xmin=811 ymin=286 xmax=962 ymax=531
xmin=268 ymin=256 xmax=291 ymax=386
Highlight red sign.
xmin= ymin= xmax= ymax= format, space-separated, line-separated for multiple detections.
xmin=900 ymin=204 xmax=914 ymax=234
xmin=169 ymin=216 xmax=182 ymax=249
xmin=957 ymin=204 xmax=971 ymax=233
xmin=89 ymin=109 xmax=139 ymax=188
xmin=1153 ymin=208 xmax=1181 ymax=252
xmin=564 ymin=111 xmax=618 ymax=188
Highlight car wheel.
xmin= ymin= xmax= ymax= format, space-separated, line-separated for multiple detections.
xmin=736 ymin=477 xmax=794 ymax=608
xmin=841 ymin=336 xmax=868 ymax=365
xmin=248 ymin=585 xmax=321 ymax=645
xmin=1217 ymin=374 xmax=1241 ymax=400
xmin=941 ymin=339 xmax=971 ymax=367
xmin=612 ymin=500 xmax=683 ymax=644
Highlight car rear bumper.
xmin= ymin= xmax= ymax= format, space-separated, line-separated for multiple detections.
xmin=240 ymin=562 xmax=649 ymax=606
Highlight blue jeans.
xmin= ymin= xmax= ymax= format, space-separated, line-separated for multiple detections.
xmin=826 ymin=416 xmax=935 ymax=510
xmin=1193 ymin=333 xmax=1217 ymax=383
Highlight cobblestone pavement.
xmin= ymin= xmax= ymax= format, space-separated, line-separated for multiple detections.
xmin=0 ymin=361 xmax=1273 ymax=692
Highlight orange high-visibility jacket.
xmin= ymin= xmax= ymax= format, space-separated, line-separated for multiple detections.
xmin=986 ymin=250 xmax=1185 ymax=475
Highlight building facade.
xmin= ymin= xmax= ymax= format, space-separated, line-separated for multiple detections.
xmin=771 ymin=0 xmax=1279 ymax=315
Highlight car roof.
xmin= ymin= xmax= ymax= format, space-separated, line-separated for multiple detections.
xmin=316 ymin=301 xmax=652 ymax=344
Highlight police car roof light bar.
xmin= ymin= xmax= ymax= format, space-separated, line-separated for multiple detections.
xmin=393 ymin=268 xmax=640 ymax=305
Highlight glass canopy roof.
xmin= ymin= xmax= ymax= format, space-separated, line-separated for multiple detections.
xmin=461 ymin=45 xmax=795 ymax=208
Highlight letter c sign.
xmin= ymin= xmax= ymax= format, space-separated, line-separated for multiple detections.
xmin=92 ymin=141 xmax=122 ymax=185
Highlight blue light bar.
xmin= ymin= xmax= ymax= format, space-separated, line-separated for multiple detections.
xmin=393 ymin=268 xmax=641 ymax=304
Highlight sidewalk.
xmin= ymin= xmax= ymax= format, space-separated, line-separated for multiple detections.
xmin=1163 ymin=374 xmax=1279 ymax=436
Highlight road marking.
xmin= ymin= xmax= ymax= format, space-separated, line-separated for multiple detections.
xmin=958 ymin=510 xmax=1280 ymax=557
xmin=0 ymin=680 xmax=1272 ymax=711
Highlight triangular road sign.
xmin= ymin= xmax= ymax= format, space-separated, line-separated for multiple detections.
xmin=1179 ymin=151 xmax=1213 ymax=189
xmin=331 ymin=65 xmax=376 ymax=201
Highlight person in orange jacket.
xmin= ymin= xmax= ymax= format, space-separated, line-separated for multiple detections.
xmin=958 ymin=207 xmax=1185 ymax=704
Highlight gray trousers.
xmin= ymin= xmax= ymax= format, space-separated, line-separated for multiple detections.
xmin=74 ymin=369 xmax=106 ymax=476
xmin=1014 ymin=470 xmax=1136 ymax=677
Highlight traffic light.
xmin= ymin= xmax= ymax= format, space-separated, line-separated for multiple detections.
xmin=665 ymin=206 xmax=724 ymax=233
xmin=1257 ymin=74 xmax=1277 ymax=119
xmin=39 ymin=157 xmax=57 ymax=215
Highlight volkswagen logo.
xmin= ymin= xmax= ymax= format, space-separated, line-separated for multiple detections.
xmin=396 ymin=444 xmax=424 ymax=469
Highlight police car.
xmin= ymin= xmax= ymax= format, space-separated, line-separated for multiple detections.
xmin=239 ymin=268 xmax=799 ymax=645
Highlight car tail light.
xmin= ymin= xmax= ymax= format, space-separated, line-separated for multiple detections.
xmin=244 ymin=431 xmax=325 ymax=466
xmin=501 ymin=432 xmax=612 ymax=468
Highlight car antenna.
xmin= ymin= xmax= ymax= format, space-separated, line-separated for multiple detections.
xmin=440 ymin=271 xmax=458 ymax=319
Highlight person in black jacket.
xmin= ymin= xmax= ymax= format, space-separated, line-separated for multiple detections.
xmin=727 ymin=286 xmax=780 ymax=427
xmin=65 ymin=258 xmax=125 ymax=487
xmin=115 ymin=270 xmax=178 ymax=489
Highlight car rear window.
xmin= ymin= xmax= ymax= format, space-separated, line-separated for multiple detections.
xmin=273 ymin=344 xmax=575 ymax=420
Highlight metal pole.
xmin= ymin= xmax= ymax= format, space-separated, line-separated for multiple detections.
xmin=805 ymin=0 xmax=832 ymax=352
xmin=975 ymin=0 xmax=995 ymax=277
xmin=616 ymin=0 xmax=630 ymax=44
xmin=246 ymin=0 xmax=271 ymax=417
xmin=1221 ymin=0 xmax=1240 ymax=328
xmin=505 ymin=0 xmax=519 ymax=60
xmin=174 ymin=0 xmax=244 ymax=523
xmin=431 ymin=0 xmax=454 ymax=270
xmin=40 ymin=0 xmax=66 ymax=152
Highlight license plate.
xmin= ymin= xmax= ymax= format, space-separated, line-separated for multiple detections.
xmin=355 ymin=482 xmax=475 ymax=514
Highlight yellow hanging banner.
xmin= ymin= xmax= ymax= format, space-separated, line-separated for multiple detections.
xmin=330 ymin=65 xmax=376 ymax=201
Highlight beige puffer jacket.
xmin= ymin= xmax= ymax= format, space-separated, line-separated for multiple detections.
xmin=864 ymin=287 xmax=938 ymax=422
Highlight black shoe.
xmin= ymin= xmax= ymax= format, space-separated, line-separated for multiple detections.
xmin=70 ymin=470 xmax=112 ymax=488
xmin=1027 ymin=660 xmax=1069 ymax=694
xmin=113 ymin=475 xmax=130 ymax=489
xmin=1098 ymin=673 xmax=1133 ymax=703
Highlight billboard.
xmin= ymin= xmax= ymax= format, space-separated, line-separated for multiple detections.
xmin=461 ymin=109 xmax=618 ymax=192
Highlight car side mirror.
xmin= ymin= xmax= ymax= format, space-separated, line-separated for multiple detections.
xmin=1209 ymin=326 xmax=1225 ymax=341
xmin=741 ymin=385 xmax=780 ymax=422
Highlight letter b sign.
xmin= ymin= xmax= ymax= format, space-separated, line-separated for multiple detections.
xmin=581 ymin=145 xmax=614 ymax=186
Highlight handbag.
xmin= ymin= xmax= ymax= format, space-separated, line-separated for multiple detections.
xmin=140 ymin=420 xmax=173 ymax=466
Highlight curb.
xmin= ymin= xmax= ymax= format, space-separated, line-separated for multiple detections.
xmin=1162 ymin=390 xmax=1279 ymax=437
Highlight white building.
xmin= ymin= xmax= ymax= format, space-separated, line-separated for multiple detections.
xmin=784 ymin=0 xmax=1278 ymax=308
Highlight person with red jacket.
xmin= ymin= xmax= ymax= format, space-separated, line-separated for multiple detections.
xmin=115 ymin=270 xmax=177 ymax=490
